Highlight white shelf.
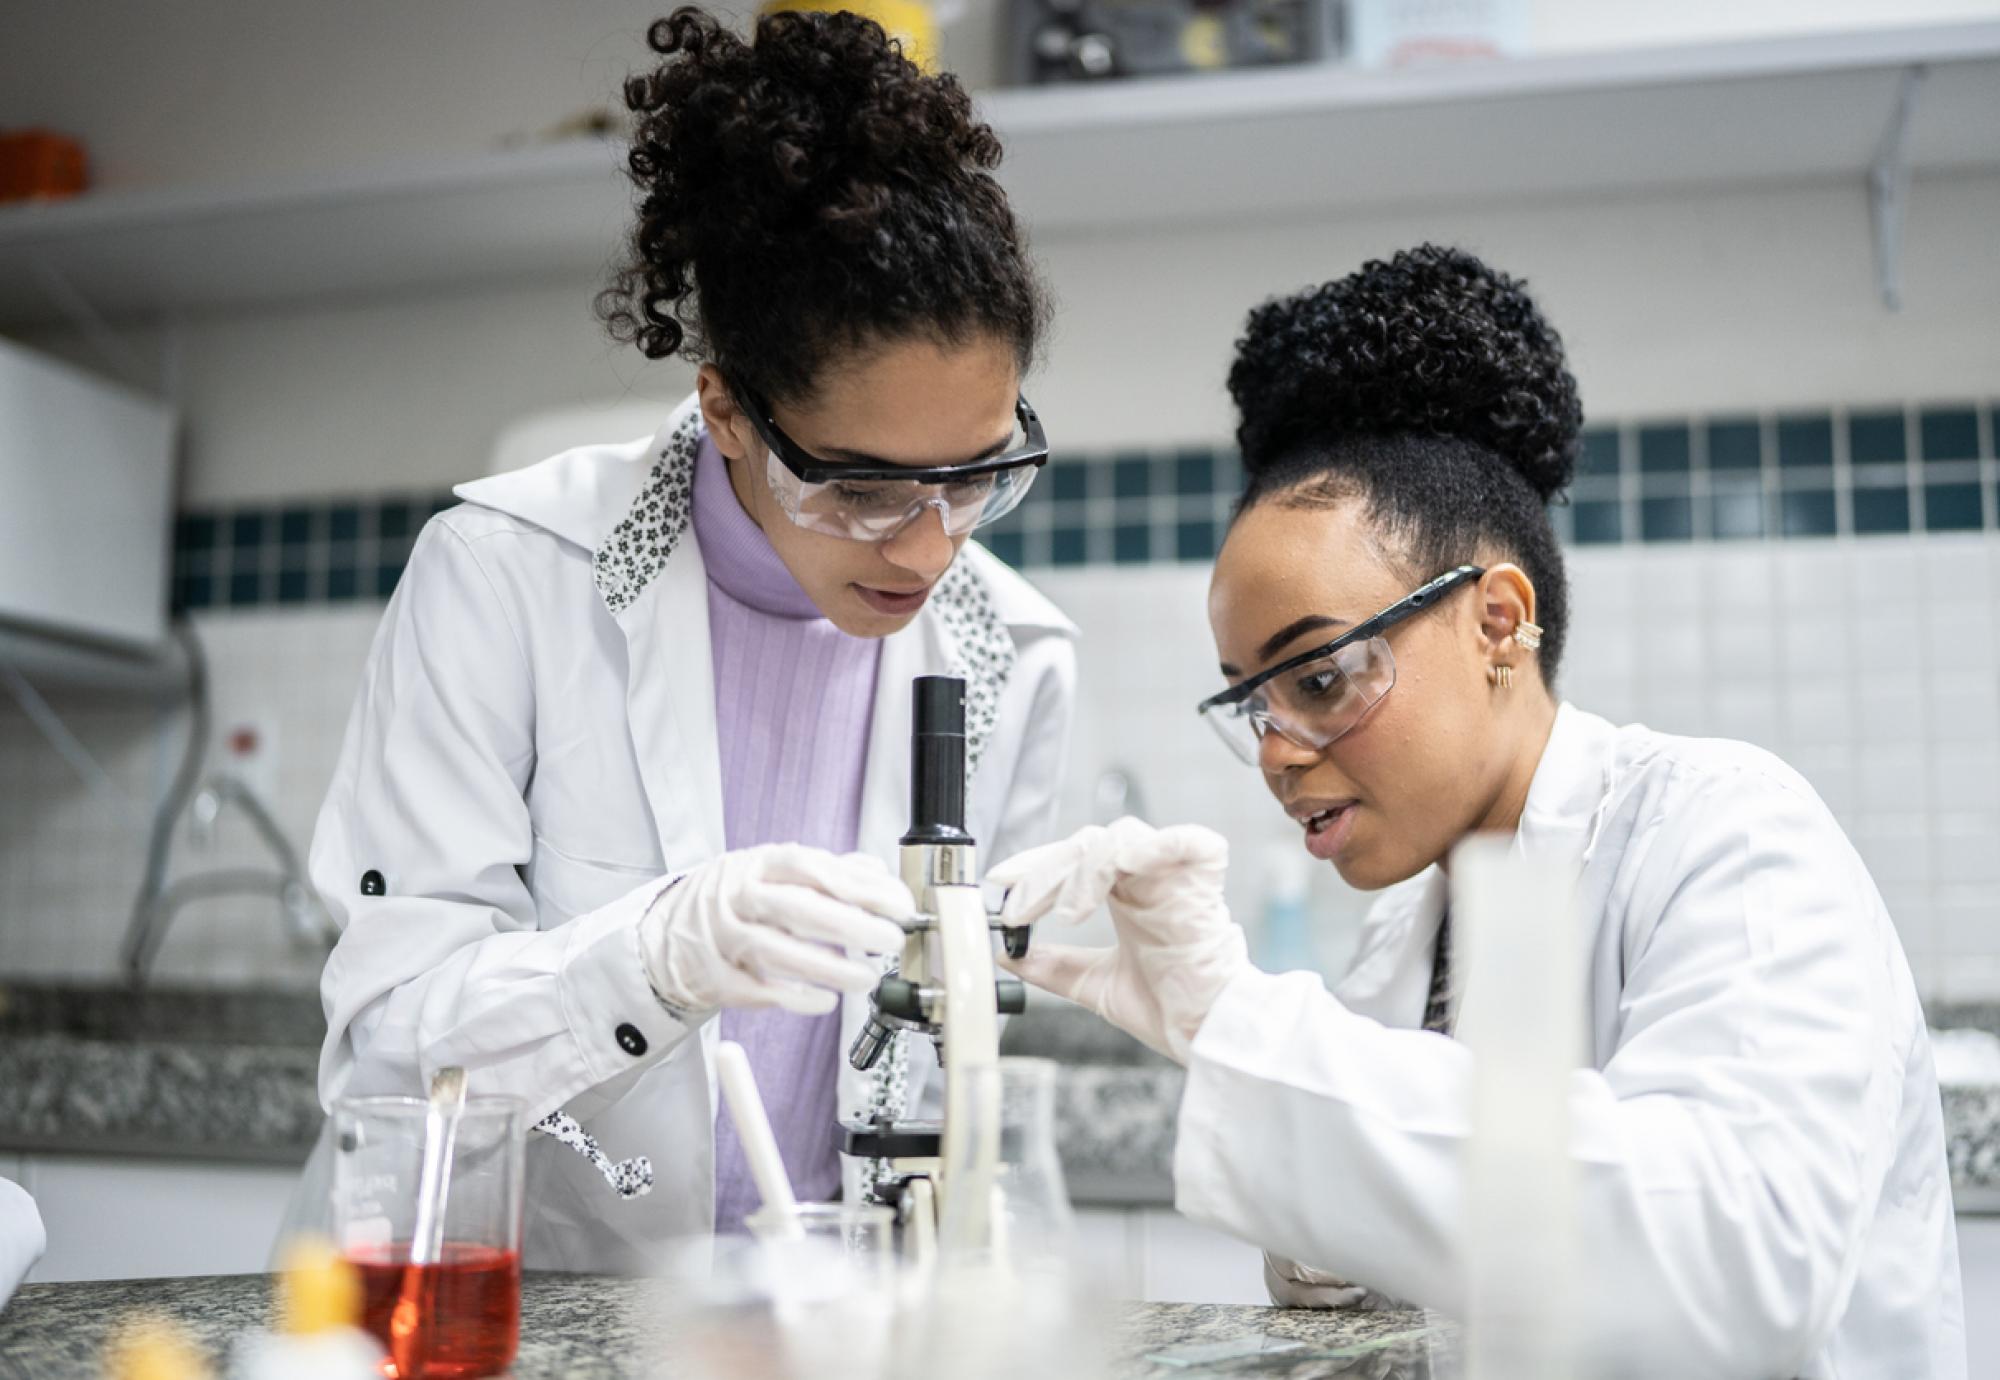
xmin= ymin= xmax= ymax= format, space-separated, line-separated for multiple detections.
xmin=2 ymin=22 xmax=1996 ymax=328
xmin=0 ymin=139 xmax=634 ymax=329
xmin=988 ymin=20 xmax=2000 ymax=233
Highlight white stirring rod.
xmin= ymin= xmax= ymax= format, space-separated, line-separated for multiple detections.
xmin=716 ymin=1040 xmax=804 ymax=1238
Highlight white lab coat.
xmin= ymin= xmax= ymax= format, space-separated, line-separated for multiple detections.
xmin=0 ymin=1177 xmax=43 ymax=1305
xmin=1174 ymin=704 xmax=1963 ymax=1379
xmin=302 ymin=394 xmax=1077 ymax=1272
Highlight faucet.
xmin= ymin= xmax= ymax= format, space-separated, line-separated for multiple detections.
xmin=122 ymin=772 xmax=333 ymax=985
xmin=115 ymin=630 xmax=332 ymax=986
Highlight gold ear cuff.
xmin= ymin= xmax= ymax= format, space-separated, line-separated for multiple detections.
xmin=1516 ymin=620 xmax=1543 ymax=652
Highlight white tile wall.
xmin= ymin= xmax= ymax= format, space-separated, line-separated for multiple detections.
xmin=1037 ymin=533 xmax=2000 ymax=1002
xmin=2 ymin=534 xmax=1997 ymax=998
xmin=0 ymin=605 xmax=382 ymax=987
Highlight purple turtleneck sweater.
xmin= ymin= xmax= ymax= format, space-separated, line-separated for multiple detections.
xmin=691 ymin=434 xmax=884 ymax=1234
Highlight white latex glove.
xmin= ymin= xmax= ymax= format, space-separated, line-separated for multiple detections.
xmin=640 ymin=844 xmax=913 ymax=1018
xmin=988 ymin=817 xmax=1249 ymax=1063
xmin=0 ymin=1177 xmax=44 ymax=1306
xmin=1263 ymin=1252 xmax=1373 ymax=1309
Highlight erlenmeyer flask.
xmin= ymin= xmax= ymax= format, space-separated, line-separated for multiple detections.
xmin=911 ymin=1057 xmax=1106 ymax=1380
xmin=934 ymin=1056 xmax=1074 ymax=1269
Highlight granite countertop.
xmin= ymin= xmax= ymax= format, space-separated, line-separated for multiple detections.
xmin=0 ymin=1272 xmax=1446 ymax=1379
xmin=0 ymin=983 xmax=322 ymax=1164
xmin=1030 ymin=999 xmax=2000 ymax=1211
xmin=1 ymin=983 xmax=1995 ymax=1212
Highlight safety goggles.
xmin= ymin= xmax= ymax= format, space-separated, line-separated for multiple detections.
xmin=1195 ymin=565 xmax=1485 ymax=765
xmin=740 ymin=390 xmax=1049 ymax=543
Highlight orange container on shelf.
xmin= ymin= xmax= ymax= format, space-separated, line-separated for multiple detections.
xmin=0 ymin=129 xmax=90 ymax=204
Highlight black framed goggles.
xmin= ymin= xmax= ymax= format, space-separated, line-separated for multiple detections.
xmin=737 ymin=389 xmax=1049 ymax=543
xmin=1195 ymin=565 xmax=1486 ymax=764
xmin=744 ymin=392 xmax=1049 ymax=486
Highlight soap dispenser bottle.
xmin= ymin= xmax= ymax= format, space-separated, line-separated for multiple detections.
xmin=1258 ymin=841 xmax=1319 ymax=975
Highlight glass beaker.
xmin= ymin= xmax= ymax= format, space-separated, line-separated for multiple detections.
xmin=330 ymin=1094 xmax=525 ymax=1380
xmin=745 ymin=1202 xmax=895 ymax=1278
xmin=653 ymin=1218 xmax=902 ymax=1380
xmin=745 ymin=1202 xmax=899 ymax=1378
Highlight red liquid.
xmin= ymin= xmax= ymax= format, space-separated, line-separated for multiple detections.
xmin=348 ymin=1243 xmax=521 ymax=1380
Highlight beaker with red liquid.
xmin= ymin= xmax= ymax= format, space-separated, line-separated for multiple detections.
xmin=332 ymin=1094 xmax=525 ymax=1379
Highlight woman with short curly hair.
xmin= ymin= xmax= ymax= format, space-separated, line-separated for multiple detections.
xmin=994 ymin=247 xmax=1961 ymax=1375
xmin=303 ymin=7 xmax=1075 ymax=1267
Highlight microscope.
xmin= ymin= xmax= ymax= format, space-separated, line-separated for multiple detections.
xmin=843 ymin=675 xmax=1030 ymax=1263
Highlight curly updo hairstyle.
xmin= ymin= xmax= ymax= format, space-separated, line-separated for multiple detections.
xmin=1228 ymin=244 xmax=1581 ymax=680
xmin=599 ymin=7 xmax=1048 ymax=407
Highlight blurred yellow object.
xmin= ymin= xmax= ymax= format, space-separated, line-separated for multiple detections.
xmin=760 ymin=0 xmax=940 ymax=69
xmin=276 ymin=1236 xmax=363 ymax=1336
xmin=232 ymin=1236 xmax=384 ymax=1379
xmin=103 ymin=1315 xmax=212 ymax=1380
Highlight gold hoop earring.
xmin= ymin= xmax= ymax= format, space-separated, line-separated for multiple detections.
xmin=1488 ymin=664 xmax=1514 ymax=690
xmin=1516 ymin=620 xmax=1543 ymax=652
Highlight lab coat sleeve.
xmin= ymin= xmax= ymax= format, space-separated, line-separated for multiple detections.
xmin=0 ymin=1177 xmax=44 ymax=1305
xmin=985 ymin=630 xmax=1078 ymax=865
xmin=1174 ymin=768 xmax=1902 ymax=1380
xmin=313 ymin=520 xmax=697 ymax=1123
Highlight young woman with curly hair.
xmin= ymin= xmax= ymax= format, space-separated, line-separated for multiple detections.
xmin=994 ymin=247 xmax=1961 ymax=1376
xmin=300 ymin=7 xmax=1075 ymax=1267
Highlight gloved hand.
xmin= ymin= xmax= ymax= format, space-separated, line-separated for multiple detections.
xmin=0 ymin=1177 xmax=43 ymax=1308
xmin=988 ymin=817 xmax=1249 ymax=1063
xmin=1263 ymin=1253 xmax=1372 ymax=1309
xmin=640 ymin=844 xmax=913 ymax=1018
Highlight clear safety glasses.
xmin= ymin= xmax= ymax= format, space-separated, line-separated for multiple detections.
xmin=741 ymin=390 xmax=1049 ymax=543
xmin=1195 ymin=565 xmax=1485 ymax=765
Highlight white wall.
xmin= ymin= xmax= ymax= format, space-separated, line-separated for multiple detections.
xmin=11 ymin=532 xmax=1997 ymax=998
xmin=1024 ymin=173 xmax=2000 ymax=452
xmin=19 ymin=170 xmax=2000 ymax=507
xmin=3 ymin=6 xmax=1997 ymax=993
xmin=8 ymin=172 xmax=2000 ymax=989
xmin=11 ymin=0 xmax=1998 ymax=507
xmin=1036 ymin=536 xmax=2000 ymax=1004
xmin=0 ymin=606 xmax=381 ymax=987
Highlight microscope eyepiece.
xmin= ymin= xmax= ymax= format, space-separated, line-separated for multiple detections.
xmin=904 ymin=675 xmax=973 ymax=847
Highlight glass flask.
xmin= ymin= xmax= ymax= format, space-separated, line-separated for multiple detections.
xmin=911 ymin=1057 xmax=1108 ymax=1380
xmin=935 ymin=1056 xmax=1075 ymax=1267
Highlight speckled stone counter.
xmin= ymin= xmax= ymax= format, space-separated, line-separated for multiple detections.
xmin=1943 ymin=1083 xmax=2000 ymax=1201
xmin=0 ymin=1272 xmax=658 ymax=1380
xmin=1931 ymin=1002 xmax=2000 ymax=1206
xmin=0 ymin=1273 xmax=1447 ymax=1379
xmin=1109 ymin=1302 xmax=1448 ymax=1376
xmin=1035 ymin=999 xmax=2000 ymax=1211
xmin=1005 ymin=1000 xmax=1184 ymax=1203
xmin=0 ymin=984 xmax=322 ymax=1163
xmin=4 ymin=984 xmax=1995 ymax=1213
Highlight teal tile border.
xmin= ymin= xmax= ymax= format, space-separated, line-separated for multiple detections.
xmin=171 ymin=400 xmax=2000 ymax=610
xmin=174 ymin=491 xmax=455 ymax=613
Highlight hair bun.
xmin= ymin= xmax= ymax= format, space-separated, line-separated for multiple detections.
xmin=1228 ymin=244 xmax=1582 ymax=503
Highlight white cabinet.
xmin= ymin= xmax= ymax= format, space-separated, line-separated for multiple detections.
xmin=1071 ymin=1206 xmax=1143 ymax=1300
xmin=1136 ymin=1208 xmax=1269 ymax=1305
xmin=1073 ymin=1206 xmax=1268 ymax=1304
xmin=1961 ymin=1214 xmax=2000 ymax=1378
xmin=16 ymin=1155 xmax=300 ymax=1283
xmin=0 ymin=338 xmax=175 ymax=653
